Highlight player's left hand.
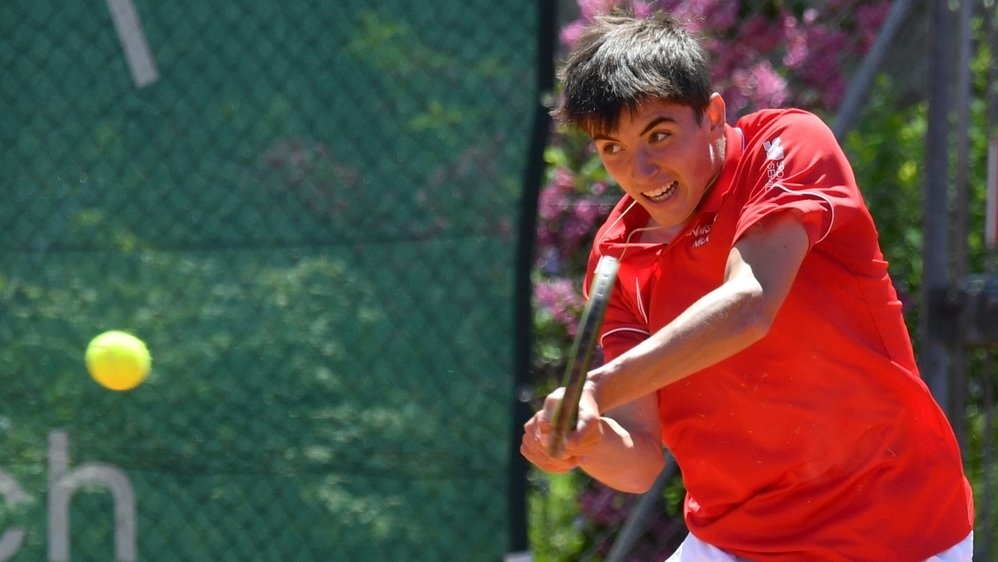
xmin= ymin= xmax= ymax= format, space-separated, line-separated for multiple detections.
xmin=562 ymin=382 xmax=603 ymax=453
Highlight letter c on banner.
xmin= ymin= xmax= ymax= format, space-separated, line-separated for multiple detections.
xmin=0 ymin=470 xmax=28 ymax=561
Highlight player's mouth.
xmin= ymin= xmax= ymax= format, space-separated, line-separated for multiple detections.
xmin=642 ymin=181 xmax=678 ymax=203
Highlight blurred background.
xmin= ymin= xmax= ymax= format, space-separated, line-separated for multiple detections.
xmin=1 ymin=1 xmax=543 ymax=560
xmin=1 ymin=1 xmax=995 ymax=561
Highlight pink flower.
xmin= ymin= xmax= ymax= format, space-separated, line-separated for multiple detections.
xmin=781 ymin=12 xmax=808 ymax=70
xmin=855 ymin=3 xmax=891 ymax=52
xmin=726 ymin=60 xmax=789 ymax=115
xmin=656 ymin=0 xmax=736 ymax=32
xmin=560 ymin=20 xmax=587 ymax=49
xmin=538 ymin=185 xmax=564 ymax=222
xmin=579 ymin=0 xmax=617 ymax=20
xmin=534 ymin=278 xmax=584 ymax=334
xmin=738 ymin=15 xmax=783 ymax=55
xmin=631 ymin=1 xmax=654 ymax=18
xmin=560 ymin=200 xmax=599 ymax=256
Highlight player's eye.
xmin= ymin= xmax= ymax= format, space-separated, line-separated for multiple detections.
xmin=598 ymin=142 xmax=622 ymax=156
xmin=649 ymin=131 xmax=671 ymax=143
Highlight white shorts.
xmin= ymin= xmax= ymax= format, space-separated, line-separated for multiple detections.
xmin=665 ymin=531 xmax=974 ymax=562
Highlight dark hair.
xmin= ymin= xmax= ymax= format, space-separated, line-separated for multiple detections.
xmin=553 ymin=11 xmax=713 ymax=136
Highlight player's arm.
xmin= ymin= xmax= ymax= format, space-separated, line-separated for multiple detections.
xmin=586 ymin=210 xmax=810 ymax=414
xmin=573 ymin=390 xmax=664 ymax=492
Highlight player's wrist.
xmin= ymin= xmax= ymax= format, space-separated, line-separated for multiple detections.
xmin=583 ymin=377 xmax=602 ymax=415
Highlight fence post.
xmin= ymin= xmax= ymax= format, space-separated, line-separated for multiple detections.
xmin=921 ymin=0 xmax=956 ymax=414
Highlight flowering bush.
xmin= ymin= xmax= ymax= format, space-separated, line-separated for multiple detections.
xmin=532 ymin=0 xmax=890 ymax=558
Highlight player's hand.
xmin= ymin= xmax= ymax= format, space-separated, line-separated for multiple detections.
xmin=520 ymin=386 xmax=604 ymax=472
xmin=563 ymin=382 xmax=603 ymax=453
xmin=521 ymin=389 xmax=578 ymax=472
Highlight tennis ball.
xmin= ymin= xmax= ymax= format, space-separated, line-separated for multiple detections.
xmin=85 ymin=331 xmax=151 ymax=391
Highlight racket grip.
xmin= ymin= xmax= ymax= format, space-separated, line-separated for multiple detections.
xmin=548 ymin=434 xmax=568 ymax=458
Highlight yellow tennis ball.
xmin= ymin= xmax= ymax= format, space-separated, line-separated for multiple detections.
xmin=85 ymin=331 xmax=151 ymax=391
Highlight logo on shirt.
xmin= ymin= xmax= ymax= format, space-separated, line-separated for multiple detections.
xmin=688 ymin=212 xmax=716 ymax=248
xmin=764 ymin=137 xmax=784 ymax=161
xmin=764 ymin=136 xmax=786 ymax=184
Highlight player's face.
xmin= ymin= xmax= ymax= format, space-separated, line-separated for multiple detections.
xmin=593 ymin=95 xmax=726 ymax=231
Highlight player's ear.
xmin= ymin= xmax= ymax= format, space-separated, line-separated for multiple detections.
xmin=705 ymin=93 xmax=726 ymax=131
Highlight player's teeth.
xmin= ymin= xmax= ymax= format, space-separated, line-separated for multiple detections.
xmin=646 ymin=181 xmax=677 ymax=199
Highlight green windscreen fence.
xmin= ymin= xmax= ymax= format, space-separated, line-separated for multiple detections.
xmin=0 ymin=2 xmax=547 ymax=560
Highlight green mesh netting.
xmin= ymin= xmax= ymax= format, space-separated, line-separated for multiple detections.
xmin=0 ymin=1 xmax=544 ymax=560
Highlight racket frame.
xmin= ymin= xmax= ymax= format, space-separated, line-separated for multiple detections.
xmin=548 ymin=255 xmax=619 ymax=457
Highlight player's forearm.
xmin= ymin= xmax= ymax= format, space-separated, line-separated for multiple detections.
xmin=577 ymin=417 xmax=665 ymax=493
xmin=587 ymin=212 xmax=809 ymax=414
xmin=590 ymin=278 xmax=771 ymax=414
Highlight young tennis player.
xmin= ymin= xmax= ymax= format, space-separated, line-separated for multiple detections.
xmin=520 ymin=11 xmax=975 ymax=561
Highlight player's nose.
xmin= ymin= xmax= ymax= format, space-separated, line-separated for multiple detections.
xmin=631 ymin=147 xmax=659 ymax=183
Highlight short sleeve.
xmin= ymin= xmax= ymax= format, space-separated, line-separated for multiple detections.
xmin=732 ymin=110 xmax=867 ymax=248
xmin=582 ymin=244 xmax=655 ymax=363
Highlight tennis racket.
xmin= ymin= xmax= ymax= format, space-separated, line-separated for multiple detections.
xmin=548 ymin=254 xmax=620 ymax=457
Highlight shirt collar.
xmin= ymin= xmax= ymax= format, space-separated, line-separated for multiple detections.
xmin=697 ymin=124 xmax=744 ymax=214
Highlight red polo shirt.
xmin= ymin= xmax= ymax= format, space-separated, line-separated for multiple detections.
xmin=586 ymin=109 xmax=973 ymax=561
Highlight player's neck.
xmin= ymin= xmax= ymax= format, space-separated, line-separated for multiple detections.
xmin=639 ymin=218 xmax=685 ymax=245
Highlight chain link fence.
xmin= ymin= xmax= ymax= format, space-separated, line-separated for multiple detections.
xmin=0 ymin=1 xmax=547 ymax=560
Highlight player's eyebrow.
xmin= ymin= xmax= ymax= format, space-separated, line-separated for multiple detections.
xmin=639 ymin=116 xmax=678 ymax=136
xmin=592 ymin=115 xmax=678 ymax=142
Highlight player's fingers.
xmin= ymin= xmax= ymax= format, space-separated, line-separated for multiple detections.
xmin=521 ymin=409 xmax=577 ymax=469
xmin=520 ymin=428 xmax=577 ymax=473
xmin=540 ymin=387 xmax=566 ymax=421
xmin=524 ymin=413 xmax=564 ymax=462
xmin=523 ymin=409 xmax=553 ymax=440
xmin=563 ymin=394 xmax=603 ymax=452
xmin=563 ymin=419 xmax=602 ymax=454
